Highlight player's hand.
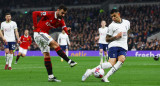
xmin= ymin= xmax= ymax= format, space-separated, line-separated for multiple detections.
xmin=17 ymin=38 xmax=20 ymax=43
xmin=95 ymin=36 xmax=99 ymax=40
xmin=32 ymin=26 xmax=36 ymax=30
xmin=28 ymin=46 xmax=31 ymax=49
xmin=2 ymin=38 xmax=7 ymax=45
xmin=115 ymin=32 xmax=122 ymax=39
xmin=67 ymin=27 xmax=71 ymax=35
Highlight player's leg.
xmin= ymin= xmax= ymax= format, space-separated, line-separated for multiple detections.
xmin=8 ymin=50 xmax=14 ymax=70
xmin=65 ymin=46 xmax=69 ymax=57
xmin=104 ymin=51 xmax=108 ymax=62
xmin=4 ymin=47 xmax=9 ymax=70
xmin=102 ymin=47 xmax=126 ymax=82
xmin=16 ymin=47 xmax=23 ymax=63
xmin=103 ymin=44 xmax=108 ymax=62
xmin=34 ymin=32 xmax=61 ymax=82
xmin=60 ymin=46 xmax=64 ymax=62
xmin=82 ymin=51 xmax=113 ymax=81
xmin=15 ymin=52 xmax=22 ymax=64
xmin=49 ymin=40 xmax=77 ymax=67
xmin=8 ymin=42 xmax=16 ymax=70
xmin=99 ymin=43 xmax=103 ymax=64
xmin=82 ymin=60 xmax=113 ymax=81
xmin=43 ymin=52 xmax=61 ymax=82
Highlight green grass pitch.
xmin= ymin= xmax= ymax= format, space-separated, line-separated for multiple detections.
xmin=0 ymin=56 xmax=160 ymax=86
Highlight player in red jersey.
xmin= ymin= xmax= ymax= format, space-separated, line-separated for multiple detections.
xmin=32 ymin=5 xmax=77 ymax=82
xmin=15 ymin=29 xmax=32 ymax=64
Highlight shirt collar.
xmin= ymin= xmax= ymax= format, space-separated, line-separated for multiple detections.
xmin=24 ymin=35 xmax=28 ymax=37
xmin=55 ymin=11 xmax=61 ymax=20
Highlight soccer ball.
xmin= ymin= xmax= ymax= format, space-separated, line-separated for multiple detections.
xmin=154 ymin=56 xmax=159 ymax=61
xmin=94 ymin=68 xmax=105 ymax=78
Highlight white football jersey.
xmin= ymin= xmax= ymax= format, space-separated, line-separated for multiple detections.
xmin=107 ymin=19 xmax=130 ymax=50
xmin=98 ymin=27 xmax=108 ymax=44
xmin=58 ymin=33 xmax=70 ymax=45
xmin=1 ymin=21 xmax=17 ymax=42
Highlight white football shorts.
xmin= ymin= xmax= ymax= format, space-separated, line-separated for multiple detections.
xmin=34 ymin=32 xmax=53 ymax=53
xmin=19 ymin=47 xmax=27 ymax=55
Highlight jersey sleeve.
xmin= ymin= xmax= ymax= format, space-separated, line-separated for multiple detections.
xmin=1 ymin=23 xmax=3 ymax=30
xmin=32 ymin=11 xmax=50 ymax=28
xmin=107 ymin=25 xmax=113 ymax=36
xmin=13 ymin=22 xmax=18 ymax=29
xmin=61 ymin=19 xmax=69 ymax=35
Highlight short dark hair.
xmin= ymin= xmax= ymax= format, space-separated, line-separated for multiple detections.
xmin=110 ymin=9 xmax=119 ymax=14
xmin=5 ymin=13 xmax=11 ymax=16
xmin=58 ymin=4 xmax=67 ymax=11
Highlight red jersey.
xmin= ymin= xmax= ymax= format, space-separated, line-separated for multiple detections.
xmin=32 ymin=11 xmax=69 ymax=34
xmin=20 ymin=35 xmax=32 ymax=49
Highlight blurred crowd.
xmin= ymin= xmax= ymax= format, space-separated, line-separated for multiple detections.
xmin=0 ymin=0 xmax=105 ymax=9
xmin=0 ymin=4 xmax=160 ymax=51
xmin=115 ymin=0 xmax=159 ymax=3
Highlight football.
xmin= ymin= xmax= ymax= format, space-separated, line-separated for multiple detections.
xmin=154 ymin=56 xmax=159 ymax=61
xmin=94 ymin=68 xmax=105 ymax=78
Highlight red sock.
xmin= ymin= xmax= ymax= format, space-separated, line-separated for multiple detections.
xmin=55 ymin=46 xmax=70 ymax=62
xmin=44 ymin=57 xmax=53 ymax=75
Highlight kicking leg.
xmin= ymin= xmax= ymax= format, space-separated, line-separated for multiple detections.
xmin=102 ymin=55 xmax=125 ymax=82
xmin=50 ymin=40 xmax=77 ymax=67
xmin=82 ymin=61 xmax=112 ymax=81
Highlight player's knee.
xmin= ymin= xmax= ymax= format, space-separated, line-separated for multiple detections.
xmin=50 ymin=41 xmax=59 ymax=49
xmin=22 ymin=54 xmax=25 ymax=57
xmin=104 ymin=52 xmax=107 ymax=55
xmin=99 ymin=49 xmax=103 ymax=53
xmin=43 ymin=52 xmax=50 ymax=58
xmin=118 ymin=56 xmax=126 ymax=63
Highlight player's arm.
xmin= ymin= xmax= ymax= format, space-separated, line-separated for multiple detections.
xmin=15 ymin=29 xmax=20 ymax=43
xmin=0 ymin=29 xmax=7 ymax=43
xmin=61 ymin=19 xmax=71 ymax=35
xmin=106 ymin=24 xmax=122 ymax=42
xmin=32 ymin=11 xmax=49 ymax=28
xmin=106 ymin=33 xmax=122 ymax=42
xmin=0 ymin=23 xmax=7 ymax=43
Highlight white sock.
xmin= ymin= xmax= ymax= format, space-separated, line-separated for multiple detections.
xmin=5 ymin=54 xmax=10 ymax=65
xmin=91 ymin=62 xmax=112 ymax=73
xmin=66 ymin=51 xmax=69 ymax=57
xmin=99 ymin=52 xmax=103 ymax=61
xmin=103 ymin=61 xmax=123 ymax=79
xmin=9 ymin=54 xmax=13 ymax=67
xmin=48 ymin=74 xmax=54 ymax=78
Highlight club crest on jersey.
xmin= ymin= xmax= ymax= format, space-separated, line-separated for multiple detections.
xmin=50 ymin=20 xmax=52 ymax=22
